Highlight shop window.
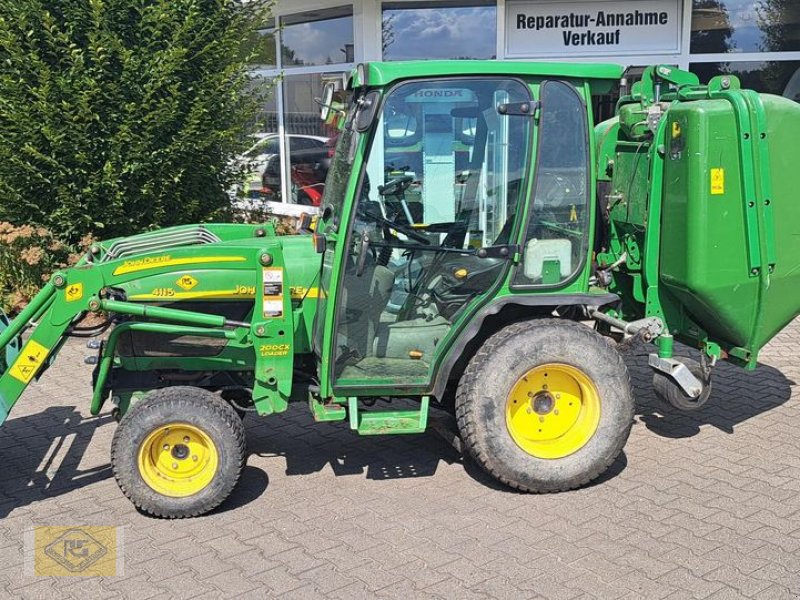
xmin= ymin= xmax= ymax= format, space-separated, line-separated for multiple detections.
xmin=281 ymin=73 xmax=347 ymax=205
xmin=690 ymin=61 xmax=800 ymax=101
xmin=246 ymin=22 xmax=277 ymax=70
xmin=691 ymin=0 xmax=800 ymax=54
xmin=382 ymin=1 xmax=497 ymax=61
xmin=232 ymin=81 xmax=281 ymax=207
xmin=281 ymin=6 xmax=354 ymax=68
xmin=240 ymin=6 xmax=353 ymax=210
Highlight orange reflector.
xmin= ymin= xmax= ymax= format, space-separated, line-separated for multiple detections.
xmin=297 ymin=212 xmax=313 ymax=232
xmin=312 ymin=233 xmax=326 ymax=254
xmin=408 ymin=350 xmax=423 ymax=360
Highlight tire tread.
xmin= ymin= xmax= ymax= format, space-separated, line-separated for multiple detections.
xmin=455 ymin=319 xmax=633 ymax=493
xmin=111 ymin=386 xmax=246 ymax=518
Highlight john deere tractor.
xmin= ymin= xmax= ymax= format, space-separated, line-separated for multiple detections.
xmin=1 ymin=62 xmax=798 ymax=518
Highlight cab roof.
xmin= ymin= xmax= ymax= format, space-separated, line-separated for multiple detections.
xmin=354 ymin=60 xmax=626 ymax=88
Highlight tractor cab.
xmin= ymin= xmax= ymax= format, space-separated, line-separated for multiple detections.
xmin=312 ymin=62 xmax=621 ymax=398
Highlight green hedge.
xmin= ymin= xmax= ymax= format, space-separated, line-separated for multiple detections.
xmin=0 ymin=0 xmax=271 ymax=243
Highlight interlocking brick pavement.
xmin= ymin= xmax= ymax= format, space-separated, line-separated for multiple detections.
xmin=0 ymin=319 xmax=798 ymax=599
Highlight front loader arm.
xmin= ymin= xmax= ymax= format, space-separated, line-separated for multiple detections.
xmin=0 ymin=281 xmax=74 ymax=423
xmin=0 ymin=266 xmax=239 ymax=425
xmin=0 ymin=235 xmax=297 ymax=426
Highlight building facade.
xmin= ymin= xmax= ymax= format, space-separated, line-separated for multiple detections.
xmin=251 ymin=0 xmax=800 ymax=203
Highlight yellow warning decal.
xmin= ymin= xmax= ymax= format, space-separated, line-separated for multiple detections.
xmin=176 ymin=275 xmax=198 ymax=291
xmin=65 ymin=283 xmax=84 ymax=303
xmin=711 ymin=168 xmax=725 ymax=195
xmin=9 ymin=340 xmax=49 ymax=384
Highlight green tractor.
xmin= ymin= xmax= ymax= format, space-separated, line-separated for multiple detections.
xmin=1 ymin=61 xmax=798 ymax=518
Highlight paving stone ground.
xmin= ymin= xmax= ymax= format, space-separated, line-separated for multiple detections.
xmin=0 ymin=320 xmax=798 ymax=599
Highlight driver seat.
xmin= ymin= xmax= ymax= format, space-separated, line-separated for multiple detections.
xmin=339 ymin=257 xmax=395 ymax=360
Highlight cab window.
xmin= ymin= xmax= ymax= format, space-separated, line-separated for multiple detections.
xmin=514 ymin=80 xmax=590 ymax=287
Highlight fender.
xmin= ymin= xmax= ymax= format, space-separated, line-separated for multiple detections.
xmin=432 ymin=293 xmax=619 ymax=399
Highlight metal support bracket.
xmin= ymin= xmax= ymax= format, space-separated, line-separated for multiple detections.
xmin=648 ymin=354 xmax=704 ymax=398
xmin=587 ymin=307 xmax=664 ymax=341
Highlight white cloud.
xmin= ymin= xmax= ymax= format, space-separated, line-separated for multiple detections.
xmin=384 ymin=7 xmax=497 ymax=60
xmin=282 ymin=17 xmax=353 ymax=66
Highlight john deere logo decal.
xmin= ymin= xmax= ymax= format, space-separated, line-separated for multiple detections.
xmin=176 ymin=275 xmax=198 ymax=291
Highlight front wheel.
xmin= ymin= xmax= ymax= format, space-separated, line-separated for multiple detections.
xmin=111 ymin=386 xmax=247 ymax=518
xmin=456 ymin=319 xmax=634 ymax=492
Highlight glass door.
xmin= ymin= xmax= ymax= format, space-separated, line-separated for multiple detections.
xmin=332 ymin=77 xmax=534 ymax=389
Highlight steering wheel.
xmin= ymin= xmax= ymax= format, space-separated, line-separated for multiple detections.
xmin=355 ymin=202 xmax=430 ymax=245
xmin=377 ymin=174 xmax=414 ymax=198
xmin=377 ymin=213 xmax=430 ymax=244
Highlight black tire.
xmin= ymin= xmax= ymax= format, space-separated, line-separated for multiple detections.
xmin=455 ymin=319 xmax=634 ymax=493
xmin=111 ymin=386 xmax=246 ymax=518
xmin=653 ymin=357 xmax=712 ymax=411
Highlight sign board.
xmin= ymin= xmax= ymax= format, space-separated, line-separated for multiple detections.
xmin=506 ymin=0 xmax=681 ymax=58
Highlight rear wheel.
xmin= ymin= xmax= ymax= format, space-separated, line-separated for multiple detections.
xmin=456 ymin=319 xmax=634 ymax=492
xmin=111 ymin=386 xmax=246 ymax=518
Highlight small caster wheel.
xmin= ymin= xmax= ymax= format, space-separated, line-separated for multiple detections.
xmin=653 ymin=357 xmax=712 ymax=411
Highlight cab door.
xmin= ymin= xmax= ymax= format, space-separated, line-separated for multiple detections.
xmin=511 ymin=80 xmax=592 ymax=289
xmin=329 ymin=77 xmax=535 ymax=393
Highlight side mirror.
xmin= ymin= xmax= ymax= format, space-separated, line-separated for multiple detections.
xmin=319 ymin=82 xmax=336 ymax=121
xmin=354 ymin=91 xmax=381 ymax=133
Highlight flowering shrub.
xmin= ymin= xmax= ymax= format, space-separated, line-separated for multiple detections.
xmin=0 ymin=223 xmax=89 ymax=314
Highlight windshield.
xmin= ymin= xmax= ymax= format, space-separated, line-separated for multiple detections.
xmin=318 ymin=87 xmax=361 ymax=221
xmin=358 ymin=78 xmax=531 ymax=247
xmin=319 ymin=127 xmax=354 ymax=217
xmin=243 ymin=136 xmax=278 ymax=158
xmin=312 ymin=94 xmax=358 ymax=358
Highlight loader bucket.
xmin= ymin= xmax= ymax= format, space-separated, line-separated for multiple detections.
xmin=0 ymin=309 xmax=21 ymax=376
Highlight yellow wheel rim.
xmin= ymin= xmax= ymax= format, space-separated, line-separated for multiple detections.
xmin=137 ymin=423 xmax=219 ymax=498
xmin=505 ymin=363 xmax=601 ymax=459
